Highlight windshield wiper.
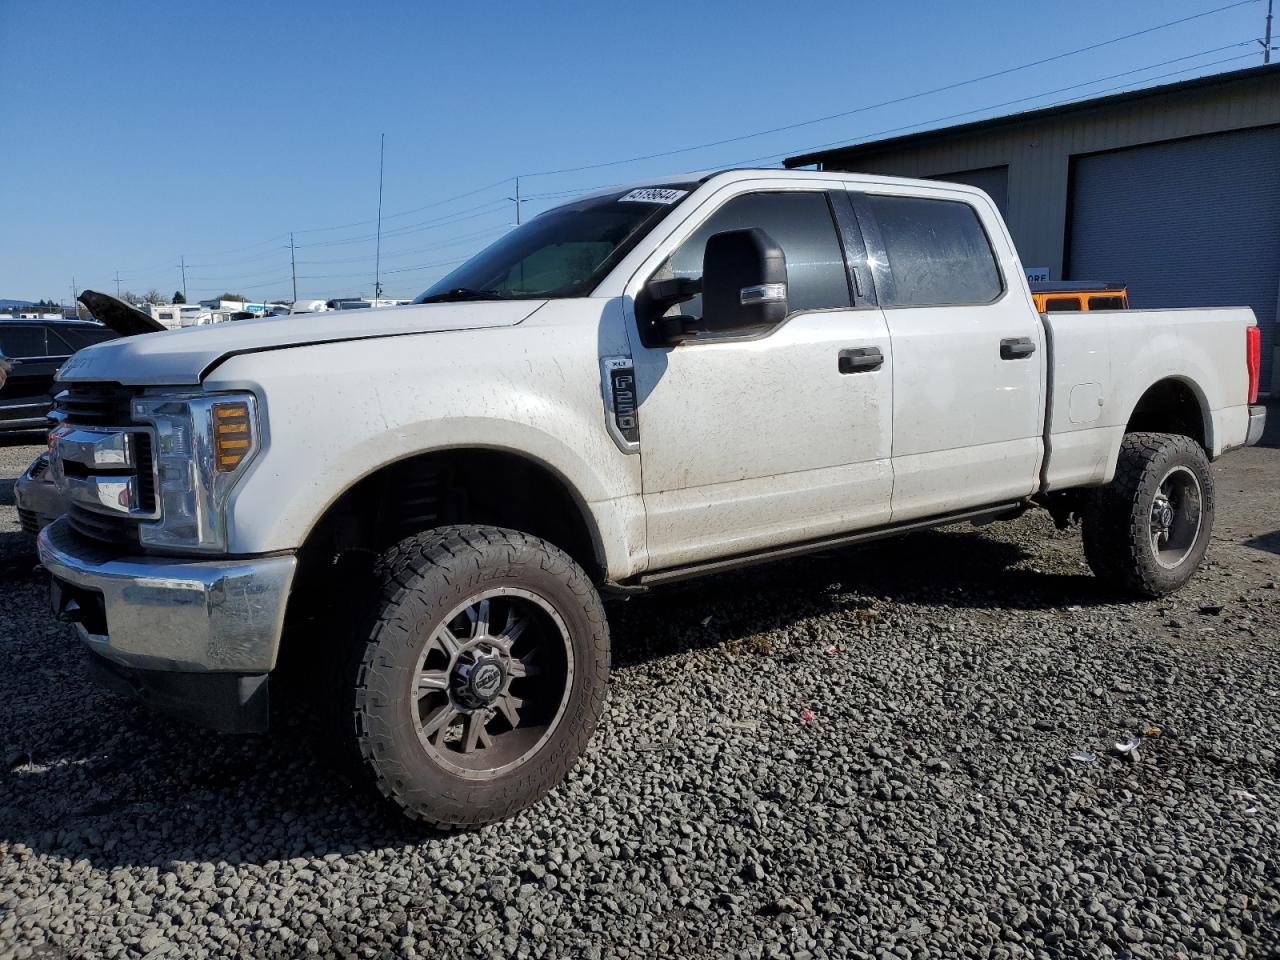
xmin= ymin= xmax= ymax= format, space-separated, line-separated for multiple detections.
xmin=417 ymin=287 xmax=509 ymax=304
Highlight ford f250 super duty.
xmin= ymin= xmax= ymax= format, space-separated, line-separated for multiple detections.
xmin=36 ymin=169 xmax=1266 ymax=826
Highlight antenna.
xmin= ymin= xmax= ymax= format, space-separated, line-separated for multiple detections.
xmin=374 ymin=133 xmax=385 ymax=301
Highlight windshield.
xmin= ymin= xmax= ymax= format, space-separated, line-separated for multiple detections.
xmin=415 ymin=185 xmax=695 ymax=302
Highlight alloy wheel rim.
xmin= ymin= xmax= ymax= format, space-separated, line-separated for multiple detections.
xmin=411 ymin=587 xmax=574 ymax=780
xmin=1149 ymin=465 xmax=1203 ymax=570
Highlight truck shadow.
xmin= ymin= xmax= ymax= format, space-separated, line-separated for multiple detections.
xmin=0 ymin=524 xmax=1115 ymax=871
xmin=610 ymin=525 xmax=1111 ymax=667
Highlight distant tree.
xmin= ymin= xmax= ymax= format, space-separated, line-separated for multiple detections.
xmin=217 ymin=292 xmax=247 ymax=302
xmin=32 ymin=298 xmax=61 ymax=312
xmin=120 ymin=290 xmax=143 ymax=306
xmin=143 ymin=289 xmax=166 ymax=305
xmin=172 ymin=291 xmax=186 ymax=304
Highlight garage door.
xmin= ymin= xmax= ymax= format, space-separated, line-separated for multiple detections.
xmin=1067 ymin=126 xmax=1280 ymax=391
xmin=929 ymin=165 xmax=1009 ymax=218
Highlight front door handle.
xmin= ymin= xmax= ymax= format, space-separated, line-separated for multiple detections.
xmin=838 ymin=346 xmax=884 ymax=374
xmin=1000 ymin=337 xmax=1036 ymax=360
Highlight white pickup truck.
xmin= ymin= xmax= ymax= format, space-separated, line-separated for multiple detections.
xmin=38 ymin=169 xmax=1265 ymax=826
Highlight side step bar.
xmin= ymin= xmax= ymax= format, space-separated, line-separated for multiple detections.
xmin=628 ymin=501 xmax=1027 ymax=588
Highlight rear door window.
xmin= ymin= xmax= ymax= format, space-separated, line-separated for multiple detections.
xmin=61 ymin=327 xmax=118 ymax=350
xmin=862 ymin=195 xmax=1002 ymax=307
xmin=1044 ymin=298 xmax=1080 ymax=312
xmin=44 ymin=329 xmax=75 ymax=356
xmin=0 ymin=326 xmax=48 ymax=358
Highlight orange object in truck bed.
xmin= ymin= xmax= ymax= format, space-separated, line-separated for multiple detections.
xmin=1030 ymin=281 xmax=1129 ymax=313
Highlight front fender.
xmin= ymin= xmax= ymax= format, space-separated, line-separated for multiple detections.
xmin=205 ymin=320 xmax=646 ymax=578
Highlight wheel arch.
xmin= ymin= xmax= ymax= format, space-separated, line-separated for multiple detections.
xmin=1123 ymin=376 xmax=1211 ymax=452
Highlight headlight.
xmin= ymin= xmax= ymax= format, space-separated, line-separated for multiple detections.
xmin=131 ymin=391 xmax=260 ymax=552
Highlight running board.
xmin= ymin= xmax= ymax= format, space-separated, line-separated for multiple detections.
xmin=629 ymin=501 xmax=1026 ymax=587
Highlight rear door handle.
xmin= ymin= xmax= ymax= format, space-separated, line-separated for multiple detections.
xmin=1000 ymin=337 xmax=1036 ymax=360
xmin=838 ymin=346 xmax=884 ymax=374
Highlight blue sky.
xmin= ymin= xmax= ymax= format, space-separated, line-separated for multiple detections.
xmin=0 ymin=0 xmax=1268 ymax=304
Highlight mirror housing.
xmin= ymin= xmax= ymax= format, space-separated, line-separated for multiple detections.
xmin=701 ymin=228 xmax=788 ymax=334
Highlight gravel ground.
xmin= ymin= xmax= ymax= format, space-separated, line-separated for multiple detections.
xmin=1 ymin=422 xmax=1278 ymax=960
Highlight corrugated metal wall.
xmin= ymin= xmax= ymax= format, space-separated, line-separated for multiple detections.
xmin=800 ymin=67 xmax=1280 ymax=390
xmin=1067 ymin=127 xmax=1280 ymax=388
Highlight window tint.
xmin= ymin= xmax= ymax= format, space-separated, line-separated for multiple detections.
xmin=1044 ymin=297 xmax=1079 ymax=312
xmin=1088 ymin=295 xmax=1125 ymax=311
xmin=864 ymin=195 xmax=1001 ymax=307
xmin=660 ymin=191 xmax=850 ymax=322
xmin=44 ymin=329 xmax=75 ymax=355
xmin=417 ymin=184 xmax=694 ymax=301
xmin=61 ymin=327 xmax=118 ymax=350
xmin=0 ymin=326 xmax=48 ymax=358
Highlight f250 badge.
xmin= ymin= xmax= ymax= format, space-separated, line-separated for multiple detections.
xmin=601 ymin=357 xmax=640 ymax=453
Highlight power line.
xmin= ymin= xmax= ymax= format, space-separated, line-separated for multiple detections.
xmin=736 ymin=49 xmax=1259 ymax=169
xmin=291 ymin=176 xmax=514 ymax=235
xmin=517 ymin=0 xmax=1261 ymax=179
xmin=294 ymin=226 xmax=508 ymax=266
xmin=86 ymin=3 xmax=1259 ymax=296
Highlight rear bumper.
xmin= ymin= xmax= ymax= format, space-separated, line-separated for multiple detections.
xmin=1246 ymin=404 xmax=1266 ymax=446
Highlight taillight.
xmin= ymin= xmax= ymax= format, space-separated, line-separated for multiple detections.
xmin=1246 ymin=326 xmax=1261 ymax=404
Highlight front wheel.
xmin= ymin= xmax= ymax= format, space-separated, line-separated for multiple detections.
xmin=1081 ymin=432 xmax=1215 ymax=598
xmin=351 ymin=526 xmax=609 ymax=827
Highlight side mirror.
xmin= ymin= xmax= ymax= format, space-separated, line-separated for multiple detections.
xmin=701 ymin=228 xmax=788 ymax=334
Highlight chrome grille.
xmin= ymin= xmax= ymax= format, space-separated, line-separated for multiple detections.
xmin=51 ymin=383 xmax=153 ymax=547
xmin=67 ymin=505 xmax=139 ymax=545
xmin=53 ymin=382 xmax=136 ymax=427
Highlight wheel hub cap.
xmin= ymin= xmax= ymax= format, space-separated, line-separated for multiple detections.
xmin=1151 ymin=495 xmax=1174 ymax=533
xmin=452 ymin=650 xmax=507 ymax=709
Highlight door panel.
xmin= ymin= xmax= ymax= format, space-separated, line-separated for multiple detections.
xmin=635 ymin=310 xmax=893 ymax=568
xmin=852 ymin=190 xmax=1045 ymax=521
xmin=628 ymin=186 xmax=893 ymax=571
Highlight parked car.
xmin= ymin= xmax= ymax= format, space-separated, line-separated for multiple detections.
xmin=36 ymin=169 xmax=1265 ymax=827
xmin=1030 ymin=281 xmax=1130 ymax=312
xmin=0 ymin=318 xmax=118 ymax=432
xmin=12 ymin=293 xmax=167 ymax=536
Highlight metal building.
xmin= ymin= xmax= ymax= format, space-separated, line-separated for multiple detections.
xmin=786 ymin=63 xmax=1280 ymax=394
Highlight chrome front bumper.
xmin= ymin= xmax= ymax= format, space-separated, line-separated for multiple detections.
xmin=37 ymin=518 xmax=296 ymax=674
xmin=14 ymin=455 xmax=64 ymax=534
xmin=1246 ymin=404 xmax=1267 ymax=446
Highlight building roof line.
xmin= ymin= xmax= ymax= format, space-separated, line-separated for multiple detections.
xmin=784 ymin=62 xmax=1280 ymax=167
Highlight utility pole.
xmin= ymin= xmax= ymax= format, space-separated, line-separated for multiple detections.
xmin=290 ymin=233 xmax=298 ymax=304
xmin=509 ymin=176 xmax=525 ymax=225
xmin=1265 ymin=0 xmax=1275 ymax=63
xmin=374 ymin=133 xmax=385 ymax=302
xmin=114 ymin=271 xmax=122 ymax=297
xmin=179 ymin=255 xmax=187 ymax=302
xmin=70 ymin=276 xmax=77 ymax=316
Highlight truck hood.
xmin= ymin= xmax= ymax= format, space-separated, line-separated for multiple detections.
xmin=56 ymin=300 xmax=546 ymax=386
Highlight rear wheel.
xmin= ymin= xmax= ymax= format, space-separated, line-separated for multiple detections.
xmin=351 ymin=525 xmax=609 ymax=826
xmin=1081 ymin=432 xmax=1215 ymax=598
